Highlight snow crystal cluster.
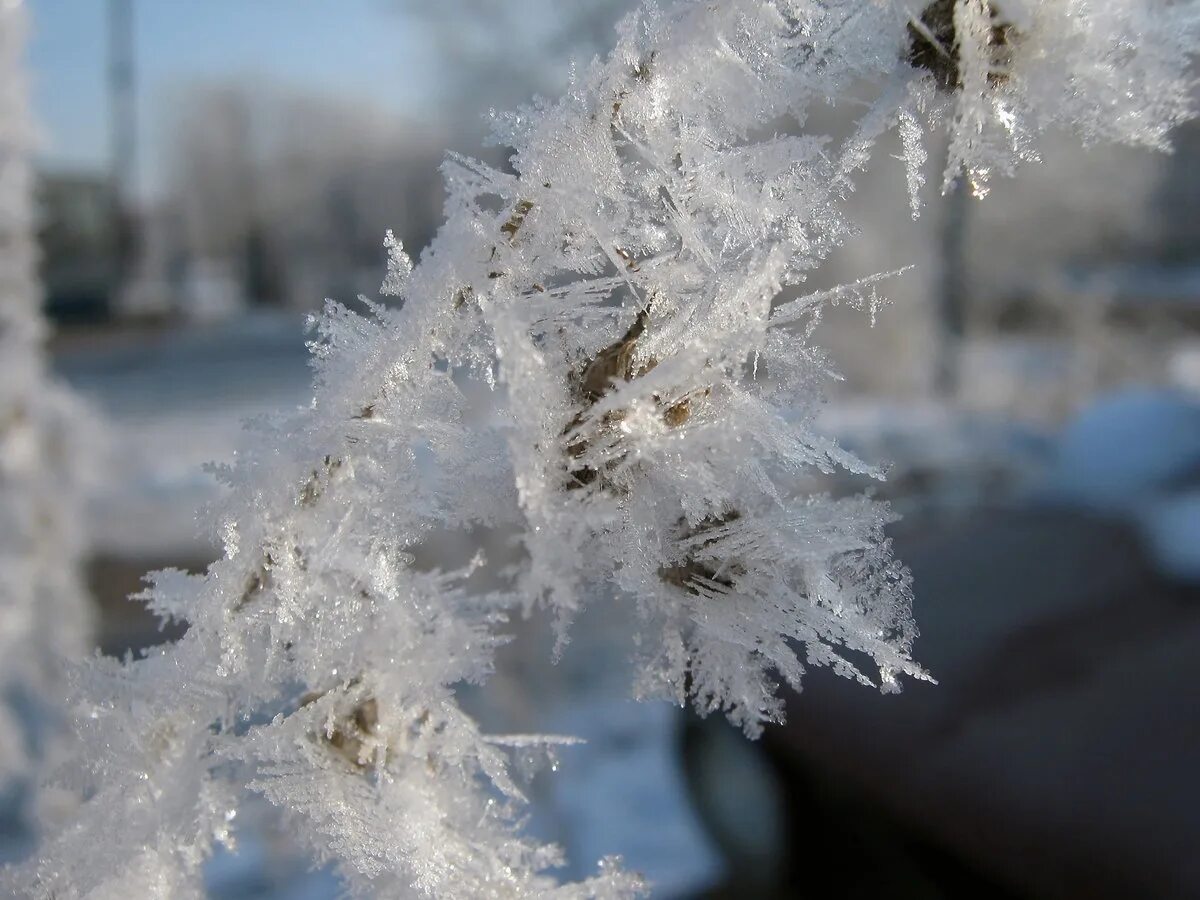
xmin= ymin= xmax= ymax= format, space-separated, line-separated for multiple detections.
xmin=0 ymin=0 xmax=94 ymax=785
xmin=9 ymin=1 xmax=1196 ymax=897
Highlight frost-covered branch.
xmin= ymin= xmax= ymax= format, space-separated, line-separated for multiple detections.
xmin=0 ymin=0 xmax=94 ymax=785
xmin=13 ymin=1 xmax=1197 ymax=897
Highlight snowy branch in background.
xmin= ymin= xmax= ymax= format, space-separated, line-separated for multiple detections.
xmin=12 ymin=0 xmax=1197 ymax=897
xmin=0 ymin=1 xmax=96 ymax=783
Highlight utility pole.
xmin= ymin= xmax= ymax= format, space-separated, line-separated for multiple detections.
xmin=936 ymin=175 xmax=969 ymax=396
xmin=108 ymin=0 xmax=136 ymax=294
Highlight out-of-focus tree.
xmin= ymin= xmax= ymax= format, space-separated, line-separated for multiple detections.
xmin=141 ymin=83 xmax=448 ymax=313
xmin=0 ymin=0 xmax=95 ymax=786
xmin=400 ymin=0 xmax=638 ymax=111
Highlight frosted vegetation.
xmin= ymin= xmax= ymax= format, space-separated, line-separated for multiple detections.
xmin=8 ymin=0 xmax=1197 ymax=896
xmin=0 ymin=1 xmax=94 ymax=786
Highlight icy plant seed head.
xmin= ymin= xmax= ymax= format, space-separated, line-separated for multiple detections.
xmin=907 ymin=0 xmax=1017 ymax=90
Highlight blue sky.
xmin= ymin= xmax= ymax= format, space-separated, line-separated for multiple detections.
xmin=27 ymin=1 xmax=428 ymax=190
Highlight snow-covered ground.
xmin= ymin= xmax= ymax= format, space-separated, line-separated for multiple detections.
xmin=815 ymin=398 xmax=1055 ymax=515
xmin=1042 ymin=388 xmax=1200 ymax=581
xmin=53 ymin=313 xmax=314 ymax=558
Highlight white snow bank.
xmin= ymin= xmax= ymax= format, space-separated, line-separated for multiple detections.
xmin=1045 ymin=388 xmax=1200 ymax=582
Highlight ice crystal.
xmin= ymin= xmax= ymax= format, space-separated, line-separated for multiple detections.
xmin=11 ymin=1 xmax=1196 ymax=897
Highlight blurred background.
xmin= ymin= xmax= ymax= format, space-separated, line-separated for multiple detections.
xmin=13 ymin=0 xmax=1200 ymax=897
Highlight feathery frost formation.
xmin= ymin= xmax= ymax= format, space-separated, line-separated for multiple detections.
xmin=0 ymin=1 xmax=94 ymax=785
xmin=15 ymin=0 xmax=1197 ymax=896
